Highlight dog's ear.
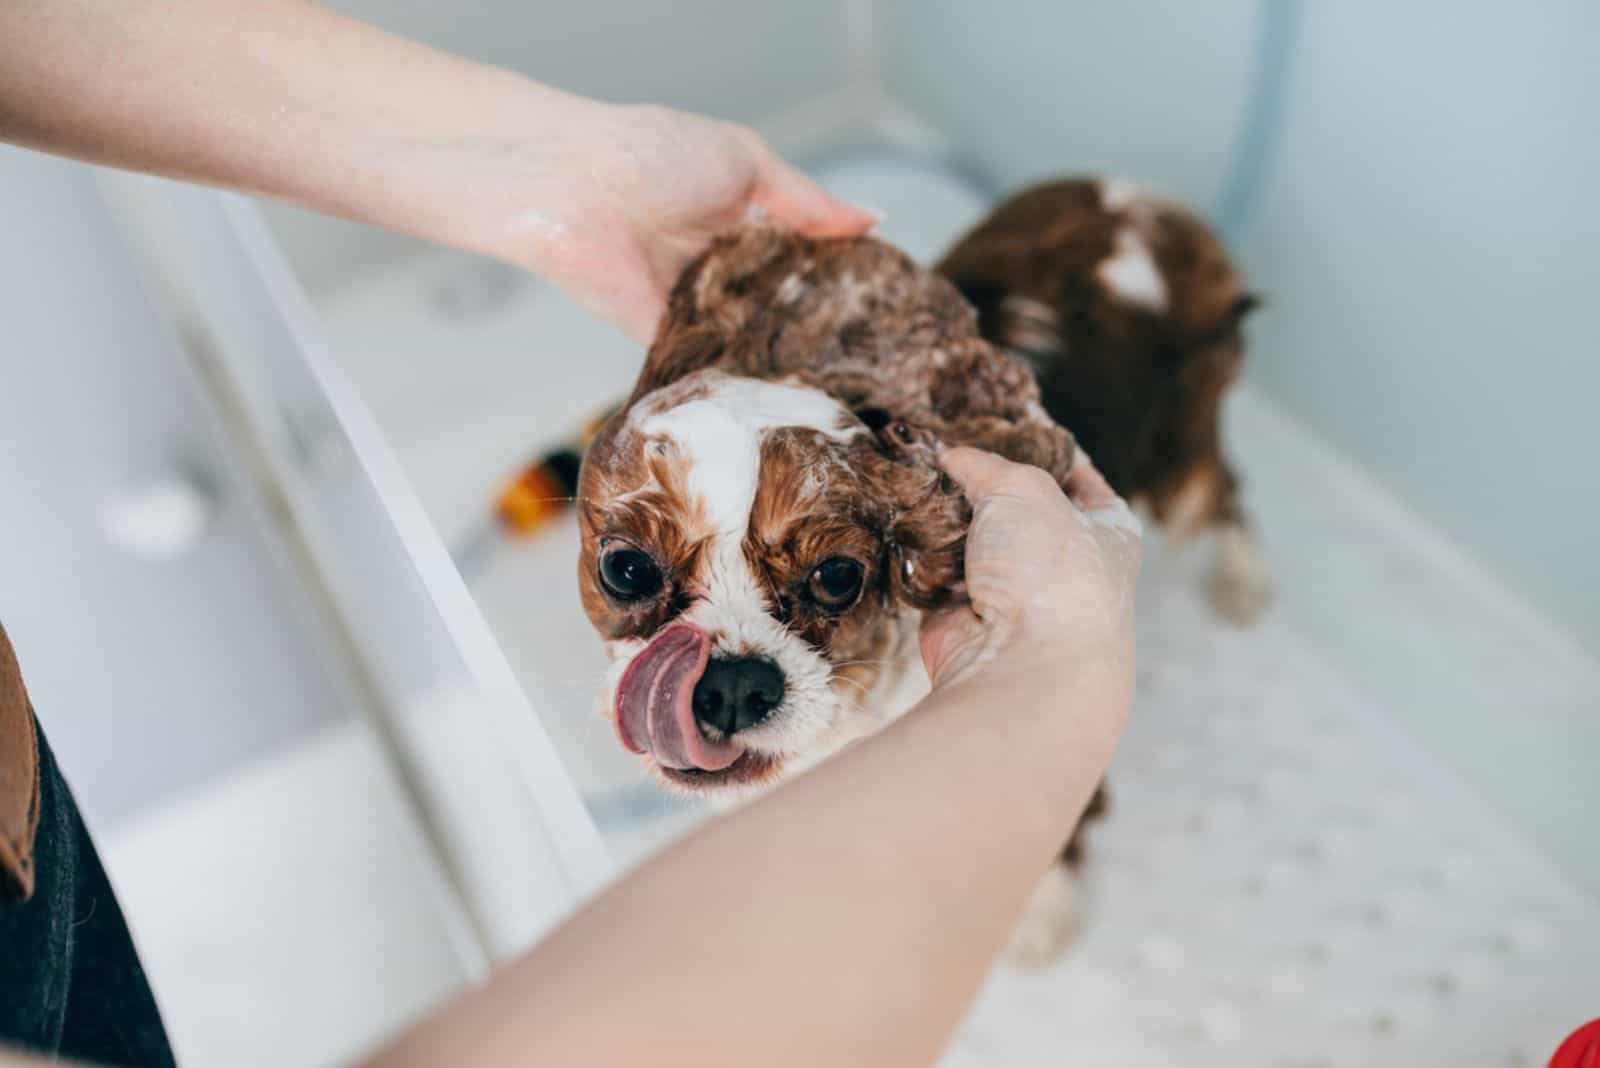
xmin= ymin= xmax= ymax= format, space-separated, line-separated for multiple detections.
xmin=885 ymin=480 xmax=970 ymax=609
xmin=1187 ymin=291 xmax=1263 ymax=350
xmin=633 ymin=321 xmax=725 ymax=401
xmin=846 ymin=421 xmax=970 ymax=610
xmin=806 ymin=293 xmax=1077 ymax=486
xmin=846 ymin=398 xmax=1075 ymax=611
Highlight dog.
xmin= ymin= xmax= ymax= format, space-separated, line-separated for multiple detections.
xmin=938 ymin=179 xmax=1270 ymax=622
xmin=573 ymin=178 xmax=1266 ymax=963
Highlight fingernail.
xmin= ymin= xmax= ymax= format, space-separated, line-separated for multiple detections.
xmin=854 ymin=202 xmax=886 ymax=227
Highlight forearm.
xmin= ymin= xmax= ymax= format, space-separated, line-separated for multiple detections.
xmin=0 ymin=0 xmax=872 ymax=341
xmin=372 ymin=664 xmax=1125 ymax=1068
xmin=0 ymin=0 xmax=576 ymax=261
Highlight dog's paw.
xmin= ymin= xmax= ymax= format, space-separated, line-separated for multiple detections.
xmin=1004 ymin=864 xmax=1083 ymax=970
xmin=1207 ymin=524 xmax=1273 ymax=626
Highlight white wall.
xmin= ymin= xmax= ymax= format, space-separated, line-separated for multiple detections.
xmin=0 ymin=148 xmax=351 ymax=825
xmin=264 ymin=0 xmax=857 ymax=291
xmin=1237 ymin=1 xmax=1600 ymax=655
xmin=882 ymin=0 xmax=1259 ymax=208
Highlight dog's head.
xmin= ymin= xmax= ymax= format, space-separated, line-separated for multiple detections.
xmin=575 ymin=226 xmax=1072 ymax=796
xmin=576 ymin=369 xmax=968 ymax=793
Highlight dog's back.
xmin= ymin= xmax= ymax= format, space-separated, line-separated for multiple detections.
xmin=938 ymin=178 xmax=1258 ymax=536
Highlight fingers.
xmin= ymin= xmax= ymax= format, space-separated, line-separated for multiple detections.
xmin=580 ymin=260 xmax=667 ymax=347
xmin=749 ymin=143 xmax=877 ymax=238
xmin=938 ymin=446 xmax=1062 ymax=502
xmin=942 ymin=446 xmax=1138 ymax=531
xmin=1066 ymin=449 xmax=1143 ymax=541
xmin=1063 ymin=449 xmax=1118 ymax=512
xmin=620 ymin=299 xmax=666 ymax=347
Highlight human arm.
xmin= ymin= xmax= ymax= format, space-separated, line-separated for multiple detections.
xmin=0 ymin=0 xmax=872 ymax=342
xmin=368 ymin=448 xmax=1142 ymax=1068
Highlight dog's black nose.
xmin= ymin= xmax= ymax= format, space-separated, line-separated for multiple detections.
xmin=692 ymin=656 xmax=785 ymax=736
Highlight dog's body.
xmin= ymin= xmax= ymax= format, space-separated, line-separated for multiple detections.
xmin=939 ymin=179 xmax=1270 ymax=621
xmin=575 ymin=178 xmax=1265 ymax=963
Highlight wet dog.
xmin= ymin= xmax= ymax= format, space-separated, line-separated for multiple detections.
xmin=574 ymin=178 xmax=1265 ymax=962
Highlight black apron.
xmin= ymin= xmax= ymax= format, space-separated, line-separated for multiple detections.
xmin=2 ymin=620 xmax=175 ymax=1067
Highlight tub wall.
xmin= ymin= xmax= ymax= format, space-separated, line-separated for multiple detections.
xmin=1237 ymin=0 xmax=1600 ymax=656
xmin=0 ymin=147 xmax=351 ymax=825
xmin=881 ymin=0 xmax=1259 ymax=210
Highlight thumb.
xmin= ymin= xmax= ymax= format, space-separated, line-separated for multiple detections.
xmin=937 ymin=446 xmax=1051 ymax=499
xmin=751 ymin=154 xmax=877 ymax=238
xmin=919 ymin=603 xmax=988 ymax=687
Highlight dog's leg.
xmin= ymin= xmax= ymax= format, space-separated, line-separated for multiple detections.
xmin=1205 ymin=460 xmax=1273 ymax=625
xmin=1005 ymin=861 xmax=1084 ymax=969
xmin=1209 ymin=522 xmax=1273 ymax=624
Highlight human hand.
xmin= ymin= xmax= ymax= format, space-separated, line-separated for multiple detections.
xmin=498 ymin=98 xmax=875 ymax=343
xmin=918 ymin=448 xmax=1143 ymax=701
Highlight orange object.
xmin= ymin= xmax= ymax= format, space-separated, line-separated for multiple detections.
xmin=495 ymin=461 xmax=575 ymax=533
xmin=491 ymin=405 xmax=617 ymax=537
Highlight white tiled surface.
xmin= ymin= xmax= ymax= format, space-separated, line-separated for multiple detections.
xmin=943 ymin=527 xmax=1600 ymax=1066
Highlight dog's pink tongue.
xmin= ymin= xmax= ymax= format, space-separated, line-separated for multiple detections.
xmin=614 ymin=626 xmax=742 ymax=772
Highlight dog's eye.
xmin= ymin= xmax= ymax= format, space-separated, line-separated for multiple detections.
xmin=599 ymin=545 xmax=663 ymax=602
xmin=806 ymin=557 xmax=865 ymax=611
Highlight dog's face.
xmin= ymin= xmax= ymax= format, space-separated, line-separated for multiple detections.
xmin=576 ymin=369 xmax=964 ymax=795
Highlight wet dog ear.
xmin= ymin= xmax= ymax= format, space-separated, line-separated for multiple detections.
xmin=849 ymin=401 xmax=1075 ymax=611
xmin=857 ymin=438 xmax=966 ymax=613
xmin=884 ymin=483 xmax=970 ymax=610
xmin=633 ymin=322 xmax=725 ymax=400
xmin=848 ymin=427 xmax=969 ymax=611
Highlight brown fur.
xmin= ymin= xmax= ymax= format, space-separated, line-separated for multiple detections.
xmin=642 ymin=225 xmax=1077 ymax=487
xmin=938 ymin=178 xmax=1257 ymax=534
xmin=586 ymin=225 xmax=1078 ymax=619
xmin=575 ymin=179 xmax=1262 ymax=891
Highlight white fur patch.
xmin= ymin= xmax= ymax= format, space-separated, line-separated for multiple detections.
xmin=1098 ymin=178 xmax=1143 ymax=212
xmin=776 ymin=273 xmax=808 ymax=305
xmin=834 ymin=272 xmax=872 ymax=317
xmin=1097 ymin=227 xmax=1168 ymax=311
xmin=999 ymin=294 xmax=1066 ymax=356
xmin=635 ymin=372 xmax=856 ymax=538
xmin=1208 ymin=523 xmax=1273 ymax=625
xmin=1163 ymin=465 xmax=1218 ymax=541
xmin=1006 ymin=864 xmax=1084 ymax=969
xmin=627 ymin=371 xmax=866 ymax=765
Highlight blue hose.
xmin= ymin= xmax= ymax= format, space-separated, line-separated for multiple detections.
xmin=1214 ymin=0 xmax=1303 ymax=243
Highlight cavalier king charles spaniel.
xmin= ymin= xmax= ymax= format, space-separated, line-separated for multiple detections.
xmin=574 ymin=178 xmax=1267 ymax=963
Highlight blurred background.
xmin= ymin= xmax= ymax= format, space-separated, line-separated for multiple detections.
xmin=1 ymin=1 xmax=1596 ymax=1065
